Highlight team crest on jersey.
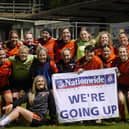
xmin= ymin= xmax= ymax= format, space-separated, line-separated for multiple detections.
xmin=41 ymin=93 xmax=47 ymax=97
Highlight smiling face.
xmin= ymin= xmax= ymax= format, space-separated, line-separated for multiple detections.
xmin=24 ymin=33 xmax=33 ymax=45
xmin=10 ymin=32 xmax=19 ymax=45
xmin=119 ymin=33 xmax=129 ymax=46
xmin=100 ymin=33 xmax=109 ymax=46
xmin=35 ymin=76 xmax=46 ymax=90
xmin=102 ymin=47 xmax=111 ymax=59
xmin=41 ymin=31 xmax=51 ymax=42
xmin=18 ymin=47 xmax=29 ymax=62
xmin=118 ymin=46 xmax=128 ymax=62
xmin=61 ymin=28 xmax=71 ymax=43
xmin=80 ymin=30 xmax=90 ymax=42
xmin=85 ymin=50 xmax=94 ymax=62
xmin=62 ymin=49 xmax=71 ymax=63
xmin=37 ymin=49 xmax=47 ymax=63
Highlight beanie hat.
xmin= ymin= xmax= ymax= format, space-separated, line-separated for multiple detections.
xmin=42 ymin=28 xmax=52 ymax=36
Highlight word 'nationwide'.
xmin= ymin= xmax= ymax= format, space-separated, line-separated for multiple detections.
xmin=55 ymin=74 xmax=115 ymax=89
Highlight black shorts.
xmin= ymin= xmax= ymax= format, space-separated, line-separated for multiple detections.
xmin=118 ymin=84 xmax=129 ymax=92
xmin=31 ymin=113 xmax=47 ymax=126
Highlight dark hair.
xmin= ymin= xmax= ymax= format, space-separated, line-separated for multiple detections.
xmin=9 ymin=30 xmax=19 ymax=39
xmin=102 ymin=44 xmax=110 ymax=49
xmin=119 ymin=31 xmax=128 ymax=38
xmin=119 ymin=32 xmax=126 ymax=35
xmin=84 ymin=45 xmax=95 ymax=53
xmin=41 ymin=28 xmax=52 ymax=36
xmin=60 ymin=27 xmax=71 ymax=36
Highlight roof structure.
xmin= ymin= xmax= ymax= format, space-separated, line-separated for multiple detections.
xmin=26 ymin=0 xmax=129 ymax=23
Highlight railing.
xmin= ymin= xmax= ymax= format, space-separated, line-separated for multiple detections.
xmin=0 ymin=2 xmax=44 ymax=14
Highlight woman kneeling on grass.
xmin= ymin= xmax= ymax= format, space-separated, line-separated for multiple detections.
xmin=0 ymin=75 xmax=57 ymax=127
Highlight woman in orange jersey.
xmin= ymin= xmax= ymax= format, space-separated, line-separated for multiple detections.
xmin=2 ymin=30 xmax=23 ymax=57
xmin=95 ymin=31 xmax=115 ymax=56
xmin=75 ymin=45 xmax=103 ymax=124
xmin=112 ymin=45 xmax=129 ymax=122
xmin=34 ymin=28 xmax=56 ymax=59
xmin=54 ymin=27 xmax=76 ymax=63
xmin=100 ymin=45 xmax=116 ymax=68
xmin=75 ymin=45 xmax=103 ymax=72
xmin=0 ymin=48 xmax=13 ymax=116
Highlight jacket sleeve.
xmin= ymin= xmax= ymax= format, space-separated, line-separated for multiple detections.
xmin=30 ymin=57 xmax=37 ymax=79
xmin=13 ymin=95 xmax=28 ymax=108
xmin=50 ymin=60 xmax=58 ymax=73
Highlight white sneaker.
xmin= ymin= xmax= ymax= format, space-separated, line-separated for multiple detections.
xmin=0 ymin=122 xmax=4 ymax=128
xmin=0 ymin=115 xmax=6 ymax=121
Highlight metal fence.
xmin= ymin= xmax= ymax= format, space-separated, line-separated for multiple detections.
xmin=0 ymin=2 xmax=44 ymax=14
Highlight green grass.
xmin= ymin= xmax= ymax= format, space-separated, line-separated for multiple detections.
xmin=1 ymin=96 xmax=129 ymax=129
xmin=2 ymin=104 xmax=129 ymax=129
xmin=2 ymin=121 xmax=129 ymax=129
xmin=2 ymin=124 xmax=129 ymax=129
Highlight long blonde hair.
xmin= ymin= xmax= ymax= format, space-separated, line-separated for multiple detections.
xmin=28 ymin=75 xmax=48 ymax=105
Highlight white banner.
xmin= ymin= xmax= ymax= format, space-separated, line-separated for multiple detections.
xmin=52 ymin=68 xmax=119 ymax=123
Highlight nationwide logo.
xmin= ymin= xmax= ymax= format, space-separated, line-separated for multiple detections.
xmin=55 ymin=74 xmax=115 ymax=89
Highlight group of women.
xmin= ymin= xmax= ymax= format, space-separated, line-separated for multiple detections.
xmin=0 ymin=27 xmax=129 ymax=127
